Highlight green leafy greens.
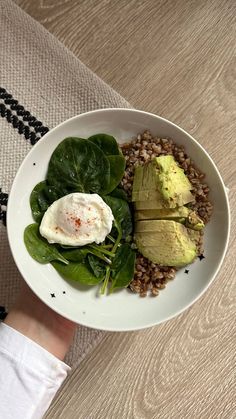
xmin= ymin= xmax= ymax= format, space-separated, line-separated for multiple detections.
xmin=30 ymin=181 xmax=62 ymax=223
xmin=51 ymin=260 xmax=103 ymax=285
xmin=47 ymin=137 xmax=110 ymax=195
xmin=110 ymin=244 xmax=136 ymax=291
xmin=102 ymin=195 xmax=133 ymax=238
xmin=24 ymin=224 xmax=68 ymax=265
xmin=25 ymin=133 xmax=136 ymax=294
xmin=88 ymin=133 xmax=126 ymax=194
xmin=87 ymin=133 xmax=120 ymax=155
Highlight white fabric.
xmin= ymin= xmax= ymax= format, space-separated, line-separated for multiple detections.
xmin=0 ymin=323 xmax=70 ymax=419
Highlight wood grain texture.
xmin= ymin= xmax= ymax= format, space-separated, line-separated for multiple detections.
xmin=13 ymin=0 xmax=236 ymax=418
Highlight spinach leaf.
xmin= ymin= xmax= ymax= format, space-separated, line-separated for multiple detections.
xmin=51 ymin=260 xmax=103 ymax=285
xmin=87 ymin=134 xmax=125 ymax=194
xmin=60 ymin=245 xmax=111 ymax=287
xmin=61 ymin=245 xmax=112 ymax=264
xmin=105 ymin=155 xmax=126 ymax=194
xmin=87 ymin=254 xmax=106 ymax=278
xmin=109 ymin=187 xmax=128 ymax=201
xmin=110 ymin=244 xmax=136 ymax=291
xmin=102 ymin=195 xmax=133 ymax=238
xmin=60 ymin=248 xmax=89 ymax=262
xmin=30 ymin=181 xmax=62 ymax=222
xmin=88 ymin=133 xmax=120 ymax=155
xmin=47 ymin=137 xmax=110 ymax=195
xmin=30 ymin=181 xmax=47 ymax=223
xmin=100 ymin=266 xmax=111 ymax=294
xmin=24 ymin=224 xmax=68 ymax=265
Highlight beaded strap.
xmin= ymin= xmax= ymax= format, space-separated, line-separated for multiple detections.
xmin=0 ymin=87 xmax=50 ymax=227
xmin=0 ymin=87 xmax=49 ymax=145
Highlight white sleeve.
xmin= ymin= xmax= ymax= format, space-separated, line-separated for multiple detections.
xmin=0 ymin=322 xmax=71 ymax=419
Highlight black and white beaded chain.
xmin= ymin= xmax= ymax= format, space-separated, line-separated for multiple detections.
xmin=0 ymin=87 xmax=49 ymax=227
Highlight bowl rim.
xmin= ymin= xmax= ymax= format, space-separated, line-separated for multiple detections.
xmin=7 ymin=108 xmax=231 ymax=331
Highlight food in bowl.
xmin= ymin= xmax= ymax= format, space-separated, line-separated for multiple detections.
xmin=121 ymin=130 xmax=213 ymax=296
xmin=24 ymin=131 xmax=212 ymax=296
xmin=24 ymin=134 xmax=135 ymax=294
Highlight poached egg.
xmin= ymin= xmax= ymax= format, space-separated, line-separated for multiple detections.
xmin=39 ymin=193 xmax=114 ymax=246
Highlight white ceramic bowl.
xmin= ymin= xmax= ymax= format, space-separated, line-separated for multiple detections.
xmin=7 ymin=109 xmax=230 ymax=331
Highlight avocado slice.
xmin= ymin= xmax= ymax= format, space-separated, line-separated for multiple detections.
xmin=135 ymin=206 xmax=190 ymax=221
xmin=132 ymin=164 xmax=165 ymax=205
xmin=134 ymin=220 xmax=197 ymax=267
xmin=156 ymin=155 xmax=194 ymax=206
xmin=135 ymin=198 xmax=166 ymax=210
xmin=132 ymin=156 xmax=195 ymax=207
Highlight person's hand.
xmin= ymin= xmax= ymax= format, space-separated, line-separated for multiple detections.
xmin=4 ymin=282 xmax=76 ymax=360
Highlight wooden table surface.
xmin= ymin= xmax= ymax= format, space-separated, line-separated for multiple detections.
xmin=14 ymin=1 xmax=236 ymax=418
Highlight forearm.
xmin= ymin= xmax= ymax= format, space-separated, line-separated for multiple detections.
xmin=4 ymin=283 xmax=76 ymax=360
xmin=0 ymin=283 xmax=76 ymax=419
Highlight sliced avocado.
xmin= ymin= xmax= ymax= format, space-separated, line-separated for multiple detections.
xmin=135 ymin=198 xmax=166 ymax=210
xmin=186 ymin=211 xmax=205 ymax=231
xmin=132 ymin=164 xmax=165 ymax=204
xmin=135 ymin=206 xmax=189 ymax=221
xmin=156 ymin=155 xmax=194 ymax=206
xmin=134 ymin=220 xmax=197 ymax=267
xmin=132 ymin=156 xmax=195 ymax=207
